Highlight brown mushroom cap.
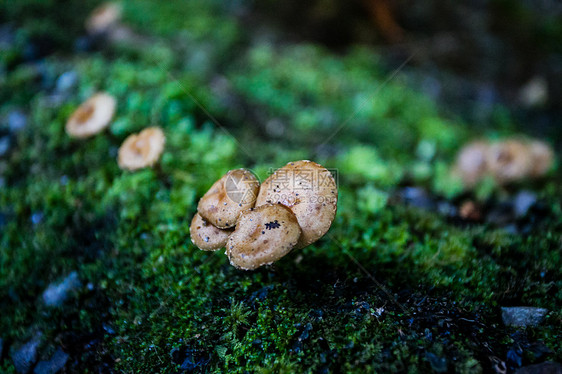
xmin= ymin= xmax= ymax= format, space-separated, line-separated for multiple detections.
xmin=487 ymin=140 xmax=533 ymax=184
xmin=255 ymin=160 xmax=338 ymax=249
xmin=117 ymin=127 xmax=165 ymax=171
xmin=197 ymin=169 xmax=260 ymax=229
xmin=85 ymin=2 xmax=122 ymax=35
xmin=454 ymin=141 xmax=490 ymax=187
xmin=190 ymin=213 xmax=232 ymax=251
xmin=528 ymin=140 xmax=554 ymax=177
xmin=66 ymin=93 xmax=116 ymax=139
xmin=226 ymin=204 xmax=301 ymax=270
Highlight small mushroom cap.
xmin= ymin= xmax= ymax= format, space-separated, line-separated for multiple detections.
xmin=454 ymin=141 xmax=490 ymax=187
xmin=255 ymin=160 xmax=338 ymax=249
xmin=117 ymin=127 xmax=165 ymax=171
xmin=226 ymin=204 xmax=301 ymax=270
xmin=528 ymin=140 xmax=554 ymax=177
xmin=487 ymin=140 xmax=533 ymax=184
xmin=85 ymin=2 xmax=122 ymax=35
xmin=197 ymin=169 xmax=260 ymax=229
xmin=190 ymin=213 xmax=232 ymax=251
xmin=66 ymin=93 xmax=116 ymax=138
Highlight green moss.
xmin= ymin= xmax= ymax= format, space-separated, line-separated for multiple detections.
xmin=1 ymin=0 xmax=561 ymax=372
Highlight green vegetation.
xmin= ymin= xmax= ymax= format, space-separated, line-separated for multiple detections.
xmin=1 ymin=0 xmax=561 ymax=372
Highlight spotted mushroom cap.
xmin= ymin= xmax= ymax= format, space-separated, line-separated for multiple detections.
xmin=487 ymin=140 xmax=533 ymax=184
xmin=85 ymin=2 xmax=122 ymax=35
xmin=255 ymin=160 xmax=338 ymax=249
xmin=66 ymin=93 xmax=116 ymax=139
xmin=226 ymin=204 xmax=301 ymax=270
xmin=528 ymin=140 xmax=554 ymax=177
xmin=454 ymin=141 xmax=490 ymax=187
xmin=197 ymin=169 xmax=260 ymax=229
xmin=117 ymin=127 xmax=165 ymax=171
xmin=190 ymin=213 xmax=232 ymax=251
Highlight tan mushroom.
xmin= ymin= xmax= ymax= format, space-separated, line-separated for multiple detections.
xmin=190 ymin=213 xmax=232 ymax=251
xmin=197 ymin=169 xmax=260 ymax=229
xmin=454 ymin=141 xmax=490 ymax=187
xmin=85 ymin=2 xmax=122 ymax=36
xmin=66 ymin=92 xmax=116 ymax=139
xmin=528 ymin=140 xmax=554 ymax=177
xmin=256 ymin=160 xmax=338 ymax=249
xmin=117 ymin=127 xmax=165 ymax=171
xmin=487 ymin=140 xmax=533 ymax=184
xmin=226 ymin=204 xmax=301 ymax=270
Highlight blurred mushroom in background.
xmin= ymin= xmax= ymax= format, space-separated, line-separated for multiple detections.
xmin=85 ymin=2 xmax=122 ymax=36
xmin=117 ymin=127 xmax=165 ymax=171
xmin=66 ymin=92 xmax=116 ymax=139
xmin=454 ymin=137 xmax=555 ymax=188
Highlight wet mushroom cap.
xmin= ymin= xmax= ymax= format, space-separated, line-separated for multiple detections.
xmin=66 ymin=93 xmax=116 ymax=138
xmin=190 ymin=213 xmax=232 ymax=251
xmin=226 ymin=204 xmax=301 ymax=270
xmin=85 ymin=2 xmax=122 ymax=35
xmin=197 ymin=169 xmax=260 ymax=229
xmin=117 ymin=127 xmax=165 ymax=171
xmin=256 ymin=160 xmax=338 ymax=249
xmin=454 ymin=141 xmax=490 ymax=187
xmin=487 ymin=140 xmax=532 ymax=184
xmin=528 ymin=140 xmax=554 ymax=177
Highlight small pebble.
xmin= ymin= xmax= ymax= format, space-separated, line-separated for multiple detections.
xmin=42 ymin=271 xmax=82 ymax=307
xmin=0 ymin=136 xmax=10 ymax=157
xmin=459 ymin=201 xmax=481 ymax=221
xmin=513 ymin=191 xmax=537 ymax=218
xmin=11 ymin=332 xmax=42 ymax=374
xmin=55 ymin=71 xmax=78 ymax=94
xmin=8 ymin=110 xmax=27 ymax=132
xmin=502 ymin=306 xmax=548 ymax=327
xmin=400 ymin=187 xmax=434 ymax=210
xmin=33 ymin=348 xmax=69 ymax=374
xmin=31 ymin=212 xmax=44 ymax=225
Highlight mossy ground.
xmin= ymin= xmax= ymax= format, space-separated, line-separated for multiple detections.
xmin=1 ymin=1 xmax=561 ymax=372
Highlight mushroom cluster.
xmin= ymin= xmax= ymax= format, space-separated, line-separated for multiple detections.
xmin=190 ymin=160 xmax=338 ymax=270
xmin=454 ymin=138 xmax=554 ymax=187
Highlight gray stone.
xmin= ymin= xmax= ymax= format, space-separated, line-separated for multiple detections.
xmin=42 ymin=271 xmax=81 ymax=307
xmin=11 ymin=333 xmax=42 ymax=374
xmin=31 ymin=212 xmax=43 ymax=225
xmin=0 ymin=136 xmax=10 ymax=157
xmin=33 ymin=348 xmax=69 ymax=374
xmin=55 ymin=71 xmax=78 ymax=94
xmin=8 ymin=110 xmax=27 ymax=132
xmin=514 ymin=191 xmax=537 ymax=217
xmin=502 ymin=307 xmax=548 ymax=327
